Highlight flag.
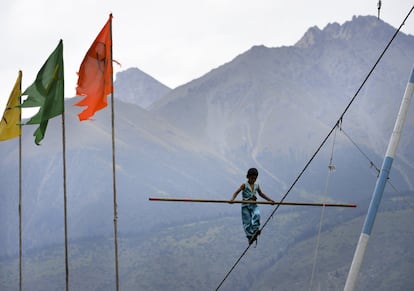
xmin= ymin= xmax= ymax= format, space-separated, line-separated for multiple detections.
xmin=0 ymin=71 xmax=22 ymax=141
xmin=20 ymin=40 xmax=64 ymax=145
xmin=74 ymin=14 xmax=113 ymax=121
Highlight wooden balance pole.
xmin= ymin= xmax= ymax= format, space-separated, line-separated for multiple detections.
xmin=148 ymin=197 xmax=356 ymax=208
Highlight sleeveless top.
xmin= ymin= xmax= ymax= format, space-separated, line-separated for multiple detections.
xmin=242 ymin=182 xmax=259 ymax=200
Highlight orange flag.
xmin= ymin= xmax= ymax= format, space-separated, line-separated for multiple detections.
xmin=74 ymin=14 xmax=113 ymax=121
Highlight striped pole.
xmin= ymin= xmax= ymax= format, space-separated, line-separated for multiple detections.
xmin=344 ymin=66 xmax=414 ymax=291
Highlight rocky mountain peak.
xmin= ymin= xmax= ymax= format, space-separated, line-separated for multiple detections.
xmin=114 ymin=67 xmax=171 ymax=109
xmin=295 ymin=15 xmax=391 ymax=48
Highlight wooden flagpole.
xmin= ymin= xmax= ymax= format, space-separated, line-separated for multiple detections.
xmin=18 ymin=71 xmax=22 ymax=291
xmin=61 ymin=112 xmax=69 ymax=291
xmin=109 ymin=14 xmax=120 ymax=291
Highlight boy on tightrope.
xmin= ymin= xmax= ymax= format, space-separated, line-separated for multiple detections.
xmin=230 ymin=168 xmax=275 ymax=245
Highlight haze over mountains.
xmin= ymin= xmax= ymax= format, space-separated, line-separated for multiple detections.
xmin=1 ymin=15 xmax=414 ymax=290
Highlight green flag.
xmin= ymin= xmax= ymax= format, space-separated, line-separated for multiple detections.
xmin=20 ymin=40 xmax=64 ymax=145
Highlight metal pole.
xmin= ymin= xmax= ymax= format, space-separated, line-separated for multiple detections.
xmin=344 ymin=66 xmax=414 ymax=291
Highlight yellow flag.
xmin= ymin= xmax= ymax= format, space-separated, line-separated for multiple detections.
xmin=0 ymin=71 xmax=22 ymax=141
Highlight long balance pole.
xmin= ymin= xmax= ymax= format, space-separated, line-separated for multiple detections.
xmin=149 ymin=197 xmax=356 ymax=208
xmin=344 ymin=66 xmax=414 ymax=291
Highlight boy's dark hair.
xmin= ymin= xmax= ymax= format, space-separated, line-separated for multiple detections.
xmin=246 ymin=168 xmax=259 ymax=178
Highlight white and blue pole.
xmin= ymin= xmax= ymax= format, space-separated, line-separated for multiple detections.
xmin=344 ymin=66 xmax=414 ymax=291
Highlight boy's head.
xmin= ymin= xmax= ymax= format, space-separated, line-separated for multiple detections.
xmin=246 ymin=168 xmax=258 ymax=180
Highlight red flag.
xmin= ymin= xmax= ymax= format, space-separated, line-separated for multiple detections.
xmin=74 ymin=14 xmax=113 ymax=121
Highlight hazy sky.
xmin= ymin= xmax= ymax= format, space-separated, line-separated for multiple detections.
xmin=1 ymin=0 xmax=413 ymax=115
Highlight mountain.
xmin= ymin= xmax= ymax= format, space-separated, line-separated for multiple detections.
xmin=1 ymin=15 xmax=414 ymax=290
xmin=0 ymin=98 xmax=240 ymax=256
xmin=150 ymin=15 xmax=414 ymax=192
xmin=114 ymin=67 xmax=171 ymax=108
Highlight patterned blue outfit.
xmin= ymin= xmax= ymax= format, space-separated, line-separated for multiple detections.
xmin=241 ymin=182 xmax=261 ymax=238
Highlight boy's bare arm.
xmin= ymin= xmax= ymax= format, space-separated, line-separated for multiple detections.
xmin=258 ymin=187 xmax=275 ymax=202
xmin=231 ymin=184 xmax=245 ymax=201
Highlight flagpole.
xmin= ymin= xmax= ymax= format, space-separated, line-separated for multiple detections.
xmin=18 ymin=71 xmax=23 ymax=291
xmin=74 ymin=15 xmax=119 ymax=289
xmin=109 ymin=14 xmax=120 ymax=291
xmin=62 ymin=112 xmax=69 ymax=291
xmin=17 ymin=41 xmax=66 ymax=287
